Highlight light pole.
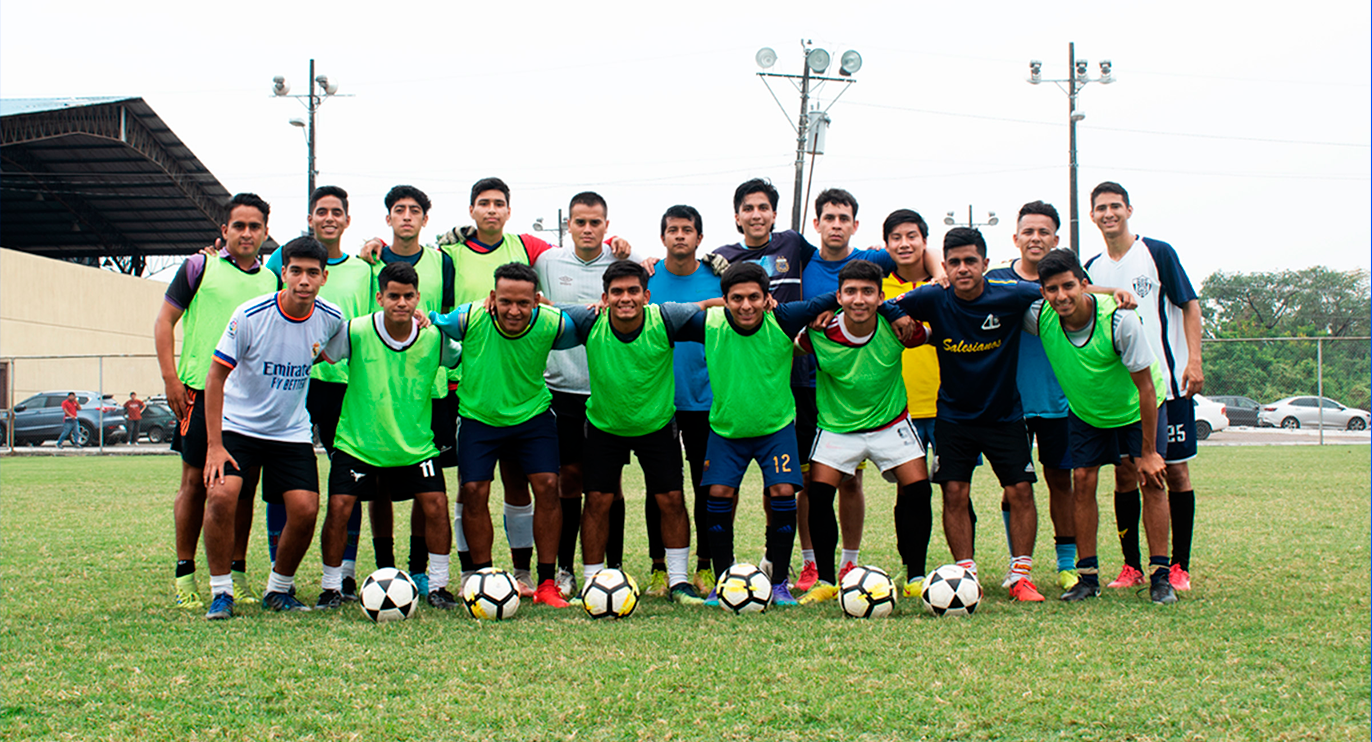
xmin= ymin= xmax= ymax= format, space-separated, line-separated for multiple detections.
xmin=532 ymin=210 xmax=566 ymax=247
xmin=272 ymin=59 xmax=345 ymax=203
xmin=943 ymin=207 xmax=999 ymax=230
xmin=755 ymin=42 xmax=863 ymax=231
xmin=1028 ymin=43 xmax=1113 ymax=255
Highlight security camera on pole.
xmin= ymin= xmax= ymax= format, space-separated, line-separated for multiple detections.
xmin=272 ymin=59 xmax=351 ymax=203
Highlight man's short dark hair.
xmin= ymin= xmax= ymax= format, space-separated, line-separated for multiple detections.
xmin=569 ymin=191 xmax=607 ymax=215
xmin=660 ymin=204 xmax=703 ymax=236
xmin=602 ymin=259 xmax=649 ymax=292
xmin=225 ymin=193 xmax=270 ymax=224
xmin=882 ymin=209 xmax=929 ymax=242
xmin=385 ymin=185 xmax=431 ymax=213
xmin=837 ymin=259 xmax=883 ymax=290
xmin=493 ymin=262 xmax=538 ymax=288
xmin=1017 ymin=200 xmax=1060 ymax=231
xmin=310 ymin=185 xmax=349 ymax=214
xmin=815 ymin=188 xmax=859 ymax=219
xmin=720 ymin=261 xmax=770 ymax=296
xmin=1037 ymin=248 xmax=1087 ymax=284
xmin=733 ymin=178 xmax=780 ymax=213
xmin=471 ymin=177 xmax=511 ymax=206
xmin=377 ymin=262 xmax=420 ymax=293
xmin=1090 ymin=181 xmax=1130 ymax=208
xmin=280 ymin=236 xmax=328 ymax=270
xmin=943 ymin=227 xmax=987 ymax=258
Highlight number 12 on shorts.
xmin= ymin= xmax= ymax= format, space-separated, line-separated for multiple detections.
xmin=772 ymin=454 xmax=792 ymax=473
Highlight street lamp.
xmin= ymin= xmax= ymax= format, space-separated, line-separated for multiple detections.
xmin=273 ymin=59 xmax=348 ymax=202
xmin=532 ymin=211 xmax=567 ymax=247
xmin=944 ymin=207 xmax=999 ymax=229
xmin=1028 ymin=43 xmax=1114 ymax=255
xmin=755 ymin=40 xmax=863 ymax=231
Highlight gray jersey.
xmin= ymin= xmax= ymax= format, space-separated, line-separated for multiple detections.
xmin=1023 ymin=298 xmax=1155 ymax=373
xmin=535 ymin=244 xmax=646 ymax=394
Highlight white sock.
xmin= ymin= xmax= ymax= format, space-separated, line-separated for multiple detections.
xmin=1008 ymin=555 xmax=1033 ymax=584
xmin=321 ymin=564 xmax=343 ymax=591
xmin=428 ymin=553 xmax=450 ymax=590
xmin=341 ymin=559 xmax=356 ymax=580
xmin=841 ymin=549 xmax=860 ymax=568
xmin=453 ymin=503 xmax=469 ymax=552
xmin=265 ymin=570 xmax=294 ymax=595
xmin=801 ymin=549 xmax=816 ymax=564
xmin=584 ymin=562 xmax=605 ymax=582
xmin=504 ymin=502 xmax=535 ymax=549
xmin=209 ymin=573 xmax=234 ymax=598
xmin=665 ymin=548 xmax=689 ymax=588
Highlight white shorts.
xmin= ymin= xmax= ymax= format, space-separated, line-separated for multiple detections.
xmin=809 ymin=418 xmax=926 ymax=479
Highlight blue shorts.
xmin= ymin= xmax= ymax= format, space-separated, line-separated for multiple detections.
xmin=1068 ymin=404 xmax=1168 ymax=469
xmin=1161 ymin=397 xmax=1197 ymax=464
xmin=457 ymin=410 xmax=560 ymax=485
xmin=1026 ymin=415 xmax=1073 ymax=470
xmin=701 ymin=422 xmax=805 ymax=491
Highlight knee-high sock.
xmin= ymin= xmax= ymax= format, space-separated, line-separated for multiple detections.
xmin=558 ymin=497 xmax=581 ymax=570
xmin=693 ymin=487 xmax=710 ymax=569
xmin=1169 ymin=489 xmax=1195 ymax=571
xmin=266 ymin=502 xmax=287 ymax=564
xmin=766 ymin=495 xmax=797 ymax=586
xmin=373 ymin=537 xmax=395 ymax=570
xmin=607 ymin=498 xmax=625 ymax=570
xmin=408 ymin=535 xmax=428 ymax=575
xmin=343 ymin=500 xmax=361 ymax=562
xmin=1114 ymin=489 xmax=1142 ymax=570
xmin=806 ymin=482 xmax=838 ymax=584
xmin=705 ymin=497 xmax=735 ymax=584
xmin=645 ymin=493 xmax=665 ymax=564
xmin=504 ymin=501 xmax=534 ymax=571
xmin=967 ymin=498 xmax=977 ymax=554
xmin=897 ymin=480 xmax=933 ymax=580
xmin=452 ymin=502 xmax=472 ymax=572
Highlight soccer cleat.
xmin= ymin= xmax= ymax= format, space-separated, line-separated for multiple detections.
xmin=759 ymin=555 xmax=774 ymax=582
xmin=1169 ymin=563 xmax=1192 ymax=591
xmin=799 ymin=581 xmax=839 ymax=605
xmin=533 ymin=579 xmax=572 ymax=608
xmin=410 ymin=572 xmax=430 ymax=597
xmin=175 ymin=575 xmax=203 ymax=611
xmin=514 ymin=569 xmax=537 ymax=598
xmin=231 ymin=570 xmax=258 ymax=605
xmin=262 ymin=590 xmax=311 ymax=612
xmin=554 ymin=567 xmax=578 ymax=600
xmin=692 ymin=568 xmax=715 ymax=596
xmin=1058 ymin=570 xmax=1080 ymax=590
xmin=426 ymin=587 xmax=460 ymax=610
xmin=1060 ymin=582 xmax=1101 ymax=602
xmin=1150 ymin=572 xmax=1178 ymax=604
xmin=340 ymin=576 xmax=359 ymax=602
xmin=205 ymin=592 xmax=234 ymax=621
xmin=669 ymin=582 xmax=705 ymax=606
xmin=703 ymin=589 xmax=719 ymax=607
xmin=903 ymin=577 xmax=924 ymax=599
xmin=793 ymin=560 xmax=819 ymax=592
xmin=645 ymin=568 xmax=669 ymax=597
xmin=1008 ymin=577 xmax=1046 ymax=602
xmin=1107 ymin=564 xmax=1145 ymax=588
xmin=314 ymin=589 xmax=344 ymax=610
xmin=771 ymin=583 xmax=799 ymax=607
xmin=837 ymin=561 xmax=856 ymax=585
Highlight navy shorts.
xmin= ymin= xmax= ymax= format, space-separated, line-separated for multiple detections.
xmin=1067 ymin=405 xmax=1168 ymax=469
xmin=1025 ymin=415 xmax=1073 ymax=470
xmin=221 ymin=431 xmax=319 ymax=503
xmin=701 ymin=422 xmax=805 ymax=491
xmin=931 ymin=418 xmax=1037 ymax=488
xmin=457 ymin=410 xmax=560 ymax=485
xmin=1161 ymin=397 xmax=1197 ymax=464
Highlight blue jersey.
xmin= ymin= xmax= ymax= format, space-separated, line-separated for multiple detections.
xmin=707 ymin=230 xmax=814 ymax=304
xmin=893 ymin=278 xmax=1042 ymax=424
xmin=985 ymin=261 xmax=1069 ymax=419
xmin=648 ymin=263 xmax=720 ymax=412
xmin=795 ymin=248 xmax=899 ymax=388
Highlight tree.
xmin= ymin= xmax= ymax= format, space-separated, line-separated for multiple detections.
xmin=1201 ymin=267 xmax=1369 ymax=338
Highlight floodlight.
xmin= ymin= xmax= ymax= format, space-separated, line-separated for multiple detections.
xmin=1070 ymin=111 xmax=1085 ymax=122
xmin=533 ymin=217 xmax=544 ymax=230
xmin=272 ymin=76 xmax=290 ymax=96
xmin=1099 ymin=60 xmax=1113 ymax=84
xmin=987 ymin=212 xmax=999 ymax=226
xmin=944 ymin=211 xmax=956 ymax=226
xmin=755 ymin=47 xmax=777 ymax=69
xmin=839 ymin=50 xmax=862 ymax=76
xmin=1028 ymin=60 xmax=1042 ymax=84
xmin=806 ymin=48 xmax=830 ymax=74
xmin=1075 ymin=60 xmax=1089 ymax=81
xmin=290 ymin=118 xmax=306 ymax=128
xmin=316 ymin=75 xmax=339 ymax=95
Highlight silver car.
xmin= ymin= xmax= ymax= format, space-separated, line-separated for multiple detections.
xmin=1259 ymin=396 xmax=1370 ymax=431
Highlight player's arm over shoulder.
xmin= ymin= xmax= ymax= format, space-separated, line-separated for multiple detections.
xmin=1112 ymin=308 xmax=1155 ymax=372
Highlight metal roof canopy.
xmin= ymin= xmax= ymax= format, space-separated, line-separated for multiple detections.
xmin=1 ymin=97 xmax=276 ymax=276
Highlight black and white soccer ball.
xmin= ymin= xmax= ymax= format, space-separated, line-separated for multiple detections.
xmin=920 ymin=564 xmax=982 ymax=617
xmin=580 ymin=568 xmax=640 ymax=620
xmin=359 ymin=567 xmax=420 ymax=623
xmin=838 ymin=565 xmax=897 ymax=618
xmin=461 ymin=567 xmax=521 ymax=620
xmin=716 ymin=563 xmax=771 ymax=614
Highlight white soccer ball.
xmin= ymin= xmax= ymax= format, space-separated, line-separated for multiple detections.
xmin=920 ymin=564 xmax=982 ymax=617
xmin=838 ymin=565 xmax=897 ymax=618
xmin=580 ymin=568 xmax=640 ymax=620
xmin=462 ymin=568 xmax=521 ymax=620
xmin=716 ymin=563 xmax=771 ymax=614
xmin=359 ymin=567 xmax=419 ymax=623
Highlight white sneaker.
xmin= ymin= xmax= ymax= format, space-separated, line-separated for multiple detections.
xmin=759 ymin=554 xmax=773 ymax=582
xmin=554 ymin=566 xmax=578 ymax=600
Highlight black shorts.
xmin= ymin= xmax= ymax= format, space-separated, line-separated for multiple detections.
xmin=457 ymin=410 xmax=560 ymax=485
xmin=1025 ymin=415 xmax=1073 ymax=470
xmin=221 ymin=431 xmax=319 ymax=503
xmin=676 ymin=409 xmax=711 ymax=492
xmin=432 ymin=391 xmax=458 ymax=469
xmin=306 ymin=379 xmax=348 ymax=453
xmin=327 ymin=449 xmax=445 ymax=502
xmin=550 ymin=391 xmax=589 ymax=467
xmin=793 ymin=385 xmax=819 ymax=466
xmin=931 ymin=418 xmax=1037 ymax=487
xmin=169 ymin=385 xmax=207 ymax=467
xmin=1067 ymin=406 xmax=1168 ymax=469
xmin=584 ymin=419 xmax=684 ymax=495
xmin=1161 ymin=397 xmax=1197 ymax=464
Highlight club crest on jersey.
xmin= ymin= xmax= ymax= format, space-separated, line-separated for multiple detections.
xmin=981 ymin=314 xmax=1001 ymax=331
xmin=1132 ymin=276 xmax=1154 ymax=298
xmin=311 ymin=342 xmax=321 ymax=359
xmin=775 ymin=257 xmax=789 ymax=274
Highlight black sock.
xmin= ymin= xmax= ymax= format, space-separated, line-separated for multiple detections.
xmin=558 ymin=496 xmax=581 ymax=570
xmin=967 ymin=498 xmax=977 ymax=554
xmin=457 ymin=550 xmax=474 ymax=573
xmin=607 ymin=498 xmax=625 ymax=570
xmin=1114 ymin=489 xmax=1142 ymax=570
xmin=510 ymin=547 xmax=532 ymax=572
xmin=645 ymin=492 xmax=665 ymax=562
xmin=705 ymin=497 xmax=734 ymax=583
xmin=176 ymin=560 xmax=195 ymax=578
xmin=1169 ymin=489 xmax=1195 ymax=571
xmin=1149 ymin=554 xmax=1170 ymax=582
xmin=1077 ymin=555 xmax=1100 ymax=587
xmin=471 ymin=560 xmax=493 ymax=571
xmin=694 ymin=487 xmax=711 ymax=570
xmin=408 ymin=536 xmax=428 ymax=574
xmin=373 ymin=537 xmax=395 ymax=570
xmin=807 ymin=482 xmax=839 ymax=584
xmin=766 ymin=496 xmax=797 ymax=586
xmin=230 ymin=559 xmax=246 ymax=574
xmin=897 ymin=481 xmax=933 ymax=580
xmin=537 ymin=562 xmax=555 ymax=584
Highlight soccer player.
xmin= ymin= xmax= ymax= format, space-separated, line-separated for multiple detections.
xmin=155 ymin=193 xmax=277 ymax=610
xmin=316 ymin=262 xmax=461 ymax=610
xmin=646 ymin=205 xmax=720 ymax=594
xmin=985 ymin=201 xmax=1079 ymax=590
xmin=1024 ymin=249 xmax=1176 ymax=604
xmin=1084 ymin=182 xmax=1203 ymax=592
xmin=794 ymin=260 xmax=931 ymax=604
xmin=200 ymin=237 xmax=346 ymax=619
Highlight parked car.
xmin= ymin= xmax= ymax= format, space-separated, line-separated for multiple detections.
xmin=1192 ymin=394 xmax=1229 ymax=440
xmin=134 ymin=403 xmax=177 ymax=444
xmin=1259 ymin=396 xmax=1371 ymax=430
xmin=1209 ymin=395 xmax=1262 ymax=427
xmin=8 ymin=390 xmax=127 ymax=446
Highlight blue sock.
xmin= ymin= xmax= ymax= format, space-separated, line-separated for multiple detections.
xmin=1000 ymin=501 xmax=1012 ymax=551
xmin=266 ymin=502 xmax=287 ymax=563
xmin=1054 ymin=537 xmax=1077 ymax=572
xmin=343 ymin=500 xmax=361 ymax=562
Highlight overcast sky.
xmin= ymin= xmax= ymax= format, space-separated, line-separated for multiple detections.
xmin=4 ymin=1 xmax=1368 ymax=284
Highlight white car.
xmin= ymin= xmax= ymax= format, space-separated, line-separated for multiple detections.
xmin=1259 ymin=396 xmax=1371 ymax=431
xmin=1191 ymin=394 xmax=1229 ymax=440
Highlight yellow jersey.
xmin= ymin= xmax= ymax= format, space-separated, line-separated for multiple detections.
xmin=883 ymin=272 xmax=939 ymax=419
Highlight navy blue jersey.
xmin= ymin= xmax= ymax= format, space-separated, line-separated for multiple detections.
xmin=892 ymin=278 xmax=1042 ymax=424
xmin=985 ymin=261 xmax=1069 ymax=418
xmin=707 ymin=230 xmax=815 ymax=304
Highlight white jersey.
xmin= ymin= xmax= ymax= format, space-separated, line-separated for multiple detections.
xmin=213 ymin=293 xmax=346 ymax=443
xmin=534 ymin=244 xmax=645 ymax=394
xmin=1084 ymin=236 xmax=1198 ymax=401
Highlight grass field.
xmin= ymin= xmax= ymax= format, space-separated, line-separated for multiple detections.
xmin=1 ymin=447 xmax=1368 ymax=741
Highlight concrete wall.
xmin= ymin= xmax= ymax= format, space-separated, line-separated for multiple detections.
xmin=0 ymin=248 xmax=181 ymax=406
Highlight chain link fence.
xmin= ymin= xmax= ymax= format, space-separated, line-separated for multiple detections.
xmin=1 ymin=354 xmax=166 ymax=452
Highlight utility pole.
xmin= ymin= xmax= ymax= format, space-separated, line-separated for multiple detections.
xmin=273 ymin=59 xmax=347 ymax=203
